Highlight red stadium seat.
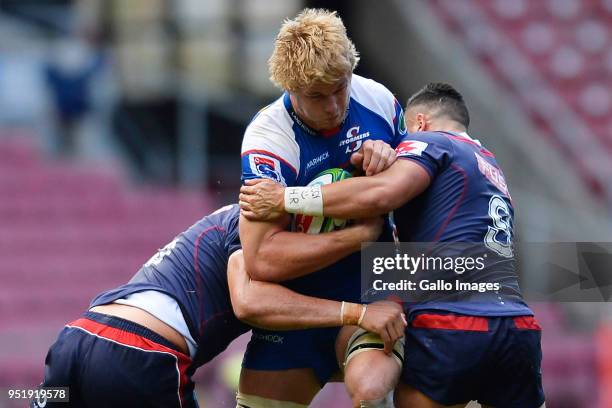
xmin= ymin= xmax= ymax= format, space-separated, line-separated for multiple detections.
xmin=0 ymin=137 xmax=215 ymax=386
xmin=430 ymin=0 xmax=612 ymax=202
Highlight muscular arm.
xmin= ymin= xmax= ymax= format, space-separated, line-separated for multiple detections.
xmin=228 ymin=250 xmax=407 ymax=347
xmin=239 ymin=214 xmax=379 ymax=282
xmin=228 ymin=250 xmax=344 ymax=329
xmin=320 ymin=159 xmax=431 ymax=218
xmin=240 ymin=159 xmax=431 ymax=221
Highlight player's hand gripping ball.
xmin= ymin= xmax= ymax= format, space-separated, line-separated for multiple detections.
xmin=293 ymin=168 xmax=351 ymax=234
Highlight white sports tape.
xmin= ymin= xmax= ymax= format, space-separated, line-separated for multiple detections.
xmin=359 ymin=397 xmax=391 ymax=408
xmin=358 ymin=304 xmax=368 ymax=326
xmin=344 ymin=328 xmax=405 ymax=370
xmin=284 ymin=185 xmax=323 ymax=216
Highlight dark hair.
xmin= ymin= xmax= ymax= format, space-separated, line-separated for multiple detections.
xmin=406 ymin=83 xmax=470 ymax=128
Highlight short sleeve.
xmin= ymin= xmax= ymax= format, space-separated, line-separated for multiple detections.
xmin=240 ymin=107 xmax=299 ymax=187
xmin=395 ymin=131 xmax=453 ymax=178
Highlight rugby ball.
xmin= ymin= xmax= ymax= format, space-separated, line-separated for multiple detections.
xmin=293 ymin=168 xmax=351 ymax=234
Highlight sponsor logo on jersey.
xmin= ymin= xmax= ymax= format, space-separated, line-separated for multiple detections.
xmin=249 ymin=154 xmax=286 ymax=184
xmin=396 ymin=140 xmax=428 ymax=157
xmin=397 ymin=110 xmax=407 ymax=135
xmin=474 ymin=152 xmax=510 ymax=198
xmin=340 ymin=126 xmax=370 ymax=153
xmin=306 ymin=151 xmax=330 ymax=170
xmin=252 ymin=332 xmax=284 ymax=344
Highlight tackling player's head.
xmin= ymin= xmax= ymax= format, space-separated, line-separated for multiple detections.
xmin=405 ymin=83 xmax=470 ymax=133
xmin=268 ymin=8 xmax=359 ymax=131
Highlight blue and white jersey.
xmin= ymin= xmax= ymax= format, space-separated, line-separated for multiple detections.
xmin=241 ymin=74 xmax=405 ymax=186
xmin=90 ymin=204 xmax=249 ymax=367
xmin=394 ymin=131 xmax=532 ymax=317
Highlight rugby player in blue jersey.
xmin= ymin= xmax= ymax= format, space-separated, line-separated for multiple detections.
xmin=32 ymin=204 xmax=406 ymax=408
xmin=238 ymin=8 xmax=408 ymax=408
xmin=241 ymin=83 xmax=545 ymax=408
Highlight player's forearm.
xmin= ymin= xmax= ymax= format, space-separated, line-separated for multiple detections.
xmin=236 ymin=281 xmax=343 ymax=329
xmin=315 ymin=160 xmax=430 ymax=219
xmin=321 ymin=176 xmax=394 ymax=218
xmin=228 ymin=250 xmax=362 ymax=330
xmin=251 ymin=226 xmax=364 ymax=282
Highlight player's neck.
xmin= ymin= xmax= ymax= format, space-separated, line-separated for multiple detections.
xmin=429 ymin=119 xmax=466 ymax=134
xmin=289 ymin=94 xmax=342 ymax=133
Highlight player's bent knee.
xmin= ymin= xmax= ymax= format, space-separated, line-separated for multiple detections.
xmin=343 ymin=329 xmax=404 ymax=405
xmin=236 ymin=392 xmax=308 ymax=408
xmin=345 ymin=372 xmax=389 ymax=401
xmin=345 ymin=362 xmax=395 ymax=401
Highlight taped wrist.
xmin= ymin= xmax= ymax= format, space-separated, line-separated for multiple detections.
xmin=342 ymin=302 xmax=363 ymax=326
xmin=358 ymin=304 xmax=368 ymax=326
xmin=284 ymin=185 xmax=323 ymax=216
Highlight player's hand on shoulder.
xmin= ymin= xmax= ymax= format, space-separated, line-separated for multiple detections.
xmin=351 ymin=140 xmax=397 ymax=177
xmin=239 ymin=179 xmax=285 ymax=221
xmin=358 ymin=300 xmax=407 ymax=354
xmin=352 ymin=217 xmax=384 ymax=243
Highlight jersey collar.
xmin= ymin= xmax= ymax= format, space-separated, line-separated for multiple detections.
xmin=453 ymin=131 xmax=482 ymax=146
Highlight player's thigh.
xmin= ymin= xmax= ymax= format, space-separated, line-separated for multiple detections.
xmin=394 ymin=383 xmax=469 ymax=408
xmin=241 ymin=326 xmax=340 ymax=402
xmin=335 ymin=325 xmax=359 ymax=367
xmin=239 ymin=368 xmax=321 ymax=405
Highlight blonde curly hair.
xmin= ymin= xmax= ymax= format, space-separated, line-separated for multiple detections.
xmin=268 ymin=8 xmax=360 ymax=92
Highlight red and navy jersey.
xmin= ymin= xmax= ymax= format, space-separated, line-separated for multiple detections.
xmin=395 ymin=131 xmax=532 ymax=316
xmin=90 ymin=204 xmax=248 ymax=367
xmin=241 ymin=74 xmax=406 ymax=186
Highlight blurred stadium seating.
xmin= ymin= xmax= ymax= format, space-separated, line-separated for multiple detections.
xmin=0 ymin=134 xmax=213 ymax=387
xmin=0 ymin=132 xmax=349 ymax=407
xmin=429 ymin=0 xmax=612 ymax=202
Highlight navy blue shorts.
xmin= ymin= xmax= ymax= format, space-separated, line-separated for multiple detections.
xmin=33 ymin=312 xmax=196 ymax=408
xmin=401 ymin=311 xmax=545 ymax=408
xmin=242 ymin=326 xmax=341 ymax=385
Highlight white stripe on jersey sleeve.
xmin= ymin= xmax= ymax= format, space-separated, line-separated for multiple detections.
xmin=241 ymin=97 xmax=300 ymax=175
xmin=350 ymin=74 xmax=397 ymax=133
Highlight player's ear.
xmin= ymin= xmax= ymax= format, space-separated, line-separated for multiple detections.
xmin=416 ymin=113 xmax=427 ymax=131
